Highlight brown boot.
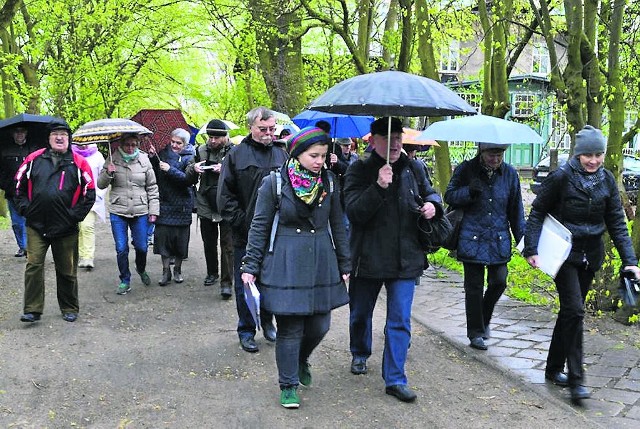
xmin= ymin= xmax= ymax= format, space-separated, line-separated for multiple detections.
xmin=158 ymin=268 xmax=171 ymax=286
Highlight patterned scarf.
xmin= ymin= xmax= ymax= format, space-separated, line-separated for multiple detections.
xmin=287 ymin=158 xmax=324 ymax=205
xmin=479 ymin=155 xmax=501 ymax=178
xmin=118 ymin=146 xmax=140 ymax=163
xmin=568 ymin=156 xmax=605 ymax=191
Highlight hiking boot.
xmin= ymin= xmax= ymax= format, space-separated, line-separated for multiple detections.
xmin=299 ymin=361 xmax=312 ymax=387
xmin=117 ymin=282 xmax=131 ymax=295
xmin=280 ymin=387 xmax=300 ymax=409
xmin=138 ymin=271 xmax=151 ymax=286
xmin=173 ymin=267 xmax=184 ymax=283
xmin=62 ymin=313 xmax=78 ymax=322
xmin=20 ymin=312 xmax=41 ymax=322
xmin=158 ymin=268 xmax=171 ymax=286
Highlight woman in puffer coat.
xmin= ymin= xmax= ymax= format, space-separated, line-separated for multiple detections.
xmin=524 ymin=125 xmax=640 ymax=402
xmin=148 ymin=128 xmax=195 ymax=285
xmin=240 ymin=127 xmax=350 ymax=409
xmin=97 ymin=133 xmax=159 ymax=295
xmin=444 ymin=143 xmax=525 ymax=351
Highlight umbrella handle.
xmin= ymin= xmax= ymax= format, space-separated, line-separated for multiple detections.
xmin=386 ymin=117 xmax=391 ymax=165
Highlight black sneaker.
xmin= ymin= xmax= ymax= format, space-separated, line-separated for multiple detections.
xmin=203 ymin=274 xmax=218 ymax=286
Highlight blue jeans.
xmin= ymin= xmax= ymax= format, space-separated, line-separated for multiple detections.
xmin=349 ymin=277 xmax=415 ymax=386
xmin=275 ymin=313 xmax=331 ymax=389
xmin=234 ymin=247 xmax=274 ymax=340
xmin=110 ymin=214 xmax=149 ymax=284
xmin=8 ymin=198 xmax=27 ymax=250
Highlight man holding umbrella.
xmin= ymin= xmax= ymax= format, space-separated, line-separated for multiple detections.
xmin=0 ymin=126 xmax=36 ymax=257
xmin=344 ymin=117 xmax=443 ymax=402
xmin=14 ymin=120 xmax=96 ymax=323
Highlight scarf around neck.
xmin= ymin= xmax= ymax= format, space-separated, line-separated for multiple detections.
xmin=118 ymin=146 xmax=140 ymax=163
xmin=568 ymin=156 xmax=605 ymax=191
xmin=72 ymin=144 xmax=98 ymax=158
xmin=287 ymin=158 xmax=324 ymax=205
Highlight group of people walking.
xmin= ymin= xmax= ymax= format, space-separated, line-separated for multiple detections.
xmin=2 ymin=109 xmax=638 ymax=408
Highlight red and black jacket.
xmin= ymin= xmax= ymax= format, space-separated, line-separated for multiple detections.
xmin=14 ymin=147 xmax=96 ymax=238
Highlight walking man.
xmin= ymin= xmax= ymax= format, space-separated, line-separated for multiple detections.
xmin=0 ymin=126 xmax=38 ymax=257
xmin=187 ymin=119 xmax=234 ymax=299
xmin=344 ymin=117 xmax=443 ymax=402
xmin=217 ymin=107 xmax=288 ymax=352
xmin=14 ymin=120 xmax=96 ymax=323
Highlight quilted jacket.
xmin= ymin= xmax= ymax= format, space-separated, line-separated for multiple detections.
xmin=444 ymin=155 xmax=525 ymax=265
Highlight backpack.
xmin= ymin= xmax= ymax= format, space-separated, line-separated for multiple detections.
xmin=267 ymin=170 xmax=334 ymax=252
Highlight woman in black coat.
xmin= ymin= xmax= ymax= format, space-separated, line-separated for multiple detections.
xmin=241 ymin=127 xmax=350 ymax=409
xmin=524 ymin=125 xmax=640 ymax=402
xmin=148 ymin=128 xmax=195 ymax=285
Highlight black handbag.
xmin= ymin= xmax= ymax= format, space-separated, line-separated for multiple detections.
xmin=417 ymin=214 xmax=454 ymax=253
xmin=619 ymin=269 xmax=640 ymax=306
xmin=442 ymin=208 xmax=463 ymax=251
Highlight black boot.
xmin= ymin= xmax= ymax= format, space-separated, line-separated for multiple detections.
xmin=173 ymin=266 xmax=184 ymax=283
xmin=158 ymin=268 xmax=171 ymax=286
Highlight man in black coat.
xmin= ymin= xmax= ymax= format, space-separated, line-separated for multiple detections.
xmin=0 ymin=126 xmax=37 ymax=257
xmin=344 ymin=117 xmax=442 ymax=403
xmin=217 ymin=107 xmax=288 ymax=353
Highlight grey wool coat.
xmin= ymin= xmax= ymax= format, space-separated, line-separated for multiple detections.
xmin=241 ymin=166 xmax=351 ymax=315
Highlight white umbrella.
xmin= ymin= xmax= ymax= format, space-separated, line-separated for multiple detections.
xmin=417 ymin=114 xmax=543 ymax=144
xmin=197 ymin=120 xmax=239 ymax=135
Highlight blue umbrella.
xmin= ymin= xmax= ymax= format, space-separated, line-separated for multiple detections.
xmin=417 ymin=114 xmax=543 ymax=144
xmin=292 ymin=110 xmax=374 ymax=138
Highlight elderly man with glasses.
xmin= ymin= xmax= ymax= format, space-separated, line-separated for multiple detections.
xmin=217 ymin=106 xmax=288 ymax=353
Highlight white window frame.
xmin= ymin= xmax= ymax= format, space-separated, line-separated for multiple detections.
xmin=532 ymin=44 xmax=550 ymax=75
xmin=440 ymin=40 xmax=460 ymax=73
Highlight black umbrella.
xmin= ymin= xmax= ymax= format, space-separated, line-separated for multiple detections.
xmin=0 ymin=113 xmax=64 ymax=148
xmin=307 ymin=70 xmax=476 ymax=117
xmin=307 ymin=71 xmax=476 ymax=160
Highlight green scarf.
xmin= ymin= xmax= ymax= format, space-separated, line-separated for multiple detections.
xmin=118 ymin=146 xmax=140 ymax=163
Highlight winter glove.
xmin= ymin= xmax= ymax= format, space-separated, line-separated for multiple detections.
xmin=468 ymin=178 xmax=483 ymax=197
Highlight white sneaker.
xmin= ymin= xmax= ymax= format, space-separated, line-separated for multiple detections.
xmin=78 ymin=259 xmax=94 ymax=269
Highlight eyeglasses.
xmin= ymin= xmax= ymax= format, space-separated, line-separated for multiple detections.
xmin=253 ymin=125 xmax=276 ymax=133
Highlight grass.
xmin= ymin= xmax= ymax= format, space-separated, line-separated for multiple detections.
xmin=428 ymin=246 xmax=557 ymax=308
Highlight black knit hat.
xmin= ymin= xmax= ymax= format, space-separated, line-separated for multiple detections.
xmin=206 ymin=119 xmax=229 ymax=136
xmin=47 ymin=120 xmax=72 ymax=136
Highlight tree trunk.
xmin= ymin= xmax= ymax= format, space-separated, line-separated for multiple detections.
xmin=415 ymin=2 xmax=449 ymax=193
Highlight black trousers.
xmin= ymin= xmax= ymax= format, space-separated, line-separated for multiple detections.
xmin=462 ymin=262 xmax=508 ymax=339
xmin=546 ymin=262 xmax=594 ymax=386
xmin=199 ymin=217 xmax=233 ymax=287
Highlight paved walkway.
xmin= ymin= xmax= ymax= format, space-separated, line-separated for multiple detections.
xmin=411 ymin=265 xmax=640 ymax=428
